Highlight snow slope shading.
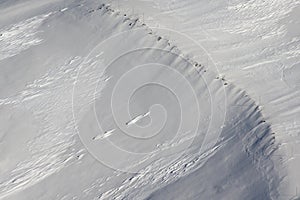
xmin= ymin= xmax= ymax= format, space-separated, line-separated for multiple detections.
xmin=0 ymin=0 xmax=292 ymax=199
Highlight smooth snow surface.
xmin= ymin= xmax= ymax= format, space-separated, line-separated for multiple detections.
xmin=0 ymin=0 xmax=299 ymax=200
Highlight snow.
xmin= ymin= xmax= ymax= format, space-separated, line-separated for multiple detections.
xmin=0 ymin=12 xmax=50 ymax=61
xmin=0 ymin=0 xmax=299 ymax=199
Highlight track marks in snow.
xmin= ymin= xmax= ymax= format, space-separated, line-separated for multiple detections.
xmin=0 ymin=2 xmax=284 ymax=199
xmin=78 ymin=3 xmax=281 ymax=199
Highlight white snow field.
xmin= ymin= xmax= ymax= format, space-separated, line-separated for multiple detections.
xmin=0 ymin=0 xmax=299 ymax=200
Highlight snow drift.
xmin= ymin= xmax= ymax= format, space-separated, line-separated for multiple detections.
xmin=0 ymin=0 xmax=299 ymax=199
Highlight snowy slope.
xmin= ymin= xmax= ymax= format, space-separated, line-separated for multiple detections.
xmin=104 ymin=0 xmax=300 ymax=198
xmin=0 ymin=0 xmax=298 ymax=200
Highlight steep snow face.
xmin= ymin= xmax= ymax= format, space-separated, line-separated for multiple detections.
xmin=0 ymin=0 xmax=294 ymax=200
xmin=105 ymin=0 xmax=300 ymax=198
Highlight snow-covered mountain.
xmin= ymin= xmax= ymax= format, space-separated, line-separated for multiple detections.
xmin=0 ymin=0 xmax=299 ymax=199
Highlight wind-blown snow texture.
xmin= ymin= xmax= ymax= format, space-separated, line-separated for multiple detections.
xmin=0 ymin=0 xmax=299 ymax=200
